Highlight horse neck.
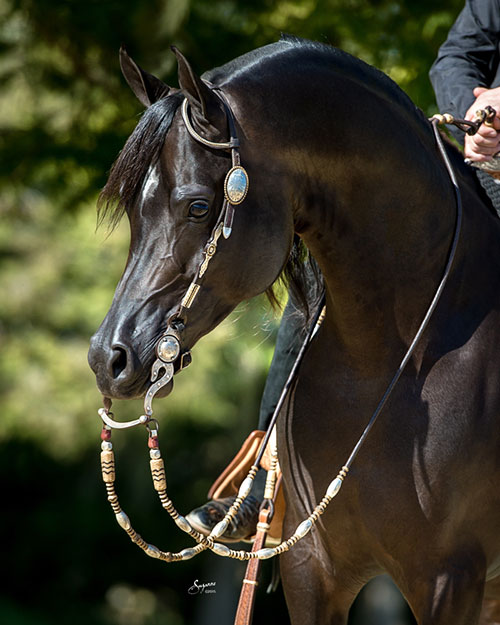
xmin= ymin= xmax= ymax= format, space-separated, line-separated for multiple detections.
xmin=260 ymin=81 xmax=459 ymax=369
xmin=300 ymin=168 xmax=456 ymax=371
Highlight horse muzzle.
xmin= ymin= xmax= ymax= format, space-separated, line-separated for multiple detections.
xmin=87 ymin=336 xmax=148 ymax=399
xmin=88 ymin=326 xmax=191 ymax=403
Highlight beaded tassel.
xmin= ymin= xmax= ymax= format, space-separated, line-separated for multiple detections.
xmin=100 ymin=425 xmax=209 ymax=562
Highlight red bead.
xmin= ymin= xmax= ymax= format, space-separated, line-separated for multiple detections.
xmin=148 ymin=436 xmax=159 ymax=449
xmin=101 ymin=427 xmax=112 ymax=441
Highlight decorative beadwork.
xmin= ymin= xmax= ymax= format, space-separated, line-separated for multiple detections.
xmin=199 ymin=223 xmax=223 ymax=279
xmin=180 ymin=283 xmax=200 ymax=309
xmin=263 ymin=426 xmax=279 ymax=500
xmin=99 ymin=404 xmax=354 ymax=564
xmin=101 ymin=449 xmax=115 ymax=483
xmin=150 ymin=457 xmax=167 ymax=491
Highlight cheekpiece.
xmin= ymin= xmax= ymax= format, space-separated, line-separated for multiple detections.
xmin=224 ymin=166 xmax=249 ymax=205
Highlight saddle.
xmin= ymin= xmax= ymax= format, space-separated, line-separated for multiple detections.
xmin=208 ymin=430 xmax=285 ymax=544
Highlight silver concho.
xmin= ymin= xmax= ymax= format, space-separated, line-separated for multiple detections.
xmin=156 ymin=335 xmax=181 ymax=363
xmin=224 ymin=166 xmax=249 ymax=205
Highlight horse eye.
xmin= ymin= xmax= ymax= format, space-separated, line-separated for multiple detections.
xmin=188 ymin=200 xmax=210 ymax=219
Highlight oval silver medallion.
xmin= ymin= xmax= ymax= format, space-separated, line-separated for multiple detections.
xmin=224 ymin=166 xmax=249 ymax=205
xmin=156 ymin=335 xmax=181 ymax=363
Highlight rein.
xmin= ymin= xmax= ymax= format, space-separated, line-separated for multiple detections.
xmin=97 ymin=98 xmax=492 ymax=566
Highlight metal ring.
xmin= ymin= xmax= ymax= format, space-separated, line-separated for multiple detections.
xmin=181 ymin=99 xmax=234 ymax=150
xmin=259 ymin=498 xmax=275 ymax=521
xmin=146 ymin=418 xmax=160 ymax=434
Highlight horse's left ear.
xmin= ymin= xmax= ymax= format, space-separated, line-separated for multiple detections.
xmin=120 ymin=46 xmax=171 ymax=107
xmin=171 ymin=46 xmax=225 ymax=131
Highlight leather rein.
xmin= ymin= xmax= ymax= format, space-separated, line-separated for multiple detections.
xmin=97 ymin=91 xmax=494 ymax=569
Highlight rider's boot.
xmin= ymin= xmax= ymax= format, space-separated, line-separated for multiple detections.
xmin=186 ymin=469 xmax=266 ymax=542
xmin=185 ymin=430 xmax=268 ymax=542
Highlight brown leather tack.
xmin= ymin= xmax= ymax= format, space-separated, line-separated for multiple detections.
xmin=234 ymin=508 xmax=270 ymax=625
xmin=209 ymin=430 xmax=266 ymax=499
xmin=207 ymin=430 xmax=285 ymax=544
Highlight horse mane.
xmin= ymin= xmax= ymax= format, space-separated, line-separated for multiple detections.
xmin=281 ymin=34 xmax=429 ymax=126
xmin=269 ymin=237 xmax=323 ymax=321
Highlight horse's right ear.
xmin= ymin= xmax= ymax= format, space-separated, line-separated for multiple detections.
xmin=171 ymin=46 xmax=226 ymax=129
xmin=119 ymin=46 xmax=171 ymax=107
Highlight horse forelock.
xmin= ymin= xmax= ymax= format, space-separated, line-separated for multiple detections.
xmin=97 ymin=91 xmax=184 ymax=229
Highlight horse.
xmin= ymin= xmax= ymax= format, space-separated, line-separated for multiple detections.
xmin=88 ymin=36 xmax=500 ymax=625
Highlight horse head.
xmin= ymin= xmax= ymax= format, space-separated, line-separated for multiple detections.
xmin=88 ymin=47 xmax=294 ymax=400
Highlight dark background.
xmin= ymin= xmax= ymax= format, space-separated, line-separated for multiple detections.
xmin=0 ymin=1 xmax=464 ymax=623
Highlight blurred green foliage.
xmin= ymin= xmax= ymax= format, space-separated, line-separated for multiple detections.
xmin=0 ymin=0 xmax=464 ymax=623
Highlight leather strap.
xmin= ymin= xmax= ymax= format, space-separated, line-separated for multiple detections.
xmin=208 ymin=430 xmax=265 ymax=499
xmin=234 ymin=508 xmax=271 ymax=625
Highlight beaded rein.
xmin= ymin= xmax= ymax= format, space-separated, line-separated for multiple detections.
xmin=98 ymin=297 xmax=352 ymax=563
xmin=99 ymin=417 xmax=347 ymax=563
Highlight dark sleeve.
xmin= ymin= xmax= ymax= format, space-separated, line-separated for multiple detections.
xmin=257 ymin=295 xmax=307 ymax=431
xmin=257 ymin=260 xmax=322 ymax=431
xmin=429 ymin=0 xmax=500 ymax=143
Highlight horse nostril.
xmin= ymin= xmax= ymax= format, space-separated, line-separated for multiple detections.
xmin=110 ymin=345 xmax=129 ymax=380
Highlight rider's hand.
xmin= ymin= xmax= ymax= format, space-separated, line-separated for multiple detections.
xmin=464 ymin=86 xmax=500 ymax=161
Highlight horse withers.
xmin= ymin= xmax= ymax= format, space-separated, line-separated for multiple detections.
xmin=88 ymin=37 xmax=500 ymax=625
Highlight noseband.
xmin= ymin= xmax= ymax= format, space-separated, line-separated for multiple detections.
xmin=100 ymin=88 xmax=250 ymax=429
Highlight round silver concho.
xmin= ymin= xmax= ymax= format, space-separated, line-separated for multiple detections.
xmin=156 ymin=335 xmax=181 ymax=363
xmin=224 ymin=166 xmax=249 ymax=205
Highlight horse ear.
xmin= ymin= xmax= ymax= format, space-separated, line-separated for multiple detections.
xmin=171 ymin=46 xmax=225 ymax=129
xmin=119 ymin=46 xmax=171 ymax=107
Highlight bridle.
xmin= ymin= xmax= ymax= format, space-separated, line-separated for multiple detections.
xmin=100 ymin=87 xmax=250 ymax=427
xmin=96 ymin=92 xmax=493 ymax=566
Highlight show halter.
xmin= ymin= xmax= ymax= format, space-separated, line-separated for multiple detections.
xmin=97 ymin=95 xmax=495 ymax=564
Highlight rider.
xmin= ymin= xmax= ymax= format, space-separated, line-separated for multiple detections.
xmin=429 ymin=0 xmax=500 ymax=209
xmin=187 ymin=0 xmax=500 ymax=542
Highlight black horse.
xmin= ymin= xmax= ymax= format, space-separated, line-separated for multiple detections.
xmin=88 ymin=37 xmax=500 ymax=624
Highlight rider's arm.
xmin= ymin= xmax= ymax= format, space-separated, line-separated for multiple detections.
xmin=429 ymin=0 xmax=500 ymax=145
xmin=464 ymin=87 xmax=500 ymax=161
